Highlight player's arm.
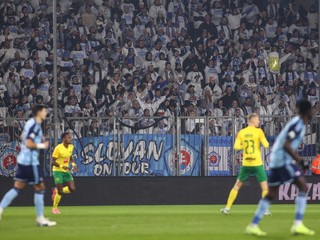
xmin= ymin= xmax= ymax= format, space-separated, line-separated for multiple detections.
xmin=259 ymin=129 xmax=269 ymax=148
xmin=51 ymin=155 xmax=69 ymax=171
xmin=51 ymin=146 xmax=62 ymax=168
xmin=283 ymin=128 xmax=305 ymax=167
xmin=284 ymin=139 xmax=303 ymax=163
xmin=233 ymin=132 xmax=243 ymax=150
xmin=51 ymin=157 xmax=60 ymax=168
xmin=70 ymin=155 xmax=78 ymax=172
xmin=25 ymin=130 xmax=49 ymax=149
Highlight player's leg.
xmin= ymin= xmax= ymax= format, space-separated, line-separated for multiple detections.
xmin=223 ymin=180 xmax=243 ymax=212
xmin=251 ymin=186 xmax=277 ymax=224
xmin=255 ymin=166 xmax=271 ymax=216
xmin=52 ymin=171 xmax=64 ymax=213
xmin=0 ymin=164 xmax=29 ymax=219
xmin=290 ymin=175 xmax=315 ymax=236
xmin=246 ymin=167 xmax=282 ymax=236
xmin=245 ymin=186 xmax=278 ymax=236
xmin=66 ymin=180 xmax=76 ymax=193
xmin=63 ymin=171 xmax=75 ymax=193
xmin=259 ymin=181 xmax=272 ymax=216
xmin=0 ymin=180 xmax=27 ymax=219
xmin=32 ymin=165 xmax=56 ymax=227
xmin=34 ymin=182 xmax=46 ymax=219
xmin=52 ymin=172 xmax=75 ymax=213
xmin=221 ymin=166 xmax=248 ymax=214
xmin=52 ymin=183 xmax=63 ymax=214
xmin=259 ymin=181 xmax=268 ymax=198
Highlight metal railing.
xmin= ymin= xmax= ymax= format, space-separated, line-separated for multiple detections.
xmin=0 ymin=115 xmax=319 ymax=177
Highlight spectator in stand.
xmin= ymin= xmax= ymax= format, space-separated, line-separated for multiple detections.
xmin=0 ymin=0 xmax=318 ymax=135
xmin=220 ymin=85 xmax=238 ymax=110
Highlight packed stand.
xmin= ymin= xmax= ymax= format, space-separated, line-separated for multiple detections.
xmin=0 ymin=0 xmax=319 ymax=139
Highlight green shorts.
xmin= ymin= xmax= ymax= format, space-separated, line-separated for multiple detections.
xmin=53 ymin=171 xmax=74 ymax=185
xmin=237 ymin=165 xmax=267 ymax=183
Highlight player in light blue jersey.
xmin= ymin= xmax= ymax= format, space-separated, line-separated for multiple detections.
xmin=246 ymin=99 xmax=314 ymax=236
xmin=0 ymin=105 xmax=56 ymax=227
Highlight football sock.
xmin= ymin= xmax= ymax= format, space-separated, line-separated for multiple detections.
xmin=0 ymin=188 xmax=20 ymax=209
xmin=251 ymin=198 xmax=271 ymax=225
xmin=34 ymin=190 xmax=44 ymax=218
xmin=53 ymin=192 xmax=62 ymax=209
xmin=62 ymin=186 xmax=71 ymax=194
xmin=262 ymin=190 xmax=268 ymax=198
xmin=53 ymin=187 xmax=71 ymax=209
xmin=294 ymin=192 xmax=307 ymax=226
xmin=226 ymin=189 xmax=238 ymax=209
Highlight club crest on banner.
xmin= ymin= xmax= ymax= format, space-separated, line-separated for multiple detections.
xmin=0 ymin=144 xmax=19 ymax=176
xmin=208 ymin=151 xmax=221 ymax=166
xmin=168 ymin=146 xmax=194 ymax=175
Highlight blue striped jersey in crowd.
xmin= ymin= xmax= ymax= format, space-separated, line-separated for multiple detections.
xmin=17 ymin=118 xmax=43 ymax=166
xmin=270 ymin=116 xmax=305 ymax=168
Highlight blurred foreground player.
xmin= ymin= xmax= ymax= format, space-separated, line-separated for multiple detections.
xmin=0 ymin=105 xmax=56 ymax=227
xmin=246 ymin=99 xmax=315 ymax=236
xmin=51 ymin=132 xmax=77 ymax=214
xmin=221 ymin=113 xmax=270 ymax=215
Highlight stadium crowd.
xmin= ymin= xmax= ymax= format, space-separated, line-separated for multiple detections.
xmin=0 ymin=0 xmax=319 ymax=138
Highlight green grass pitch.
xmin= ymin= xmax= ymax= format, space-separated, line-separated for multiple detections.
xmin=0 ymin=205 xmax=319 ymax=240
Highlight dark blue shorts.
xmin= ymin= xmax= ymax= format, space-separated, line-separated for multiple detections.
xmin=268 ymin=163 xmax=302 ymax=187
xmin=14 ymin=164 xmax=43 ymax=185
